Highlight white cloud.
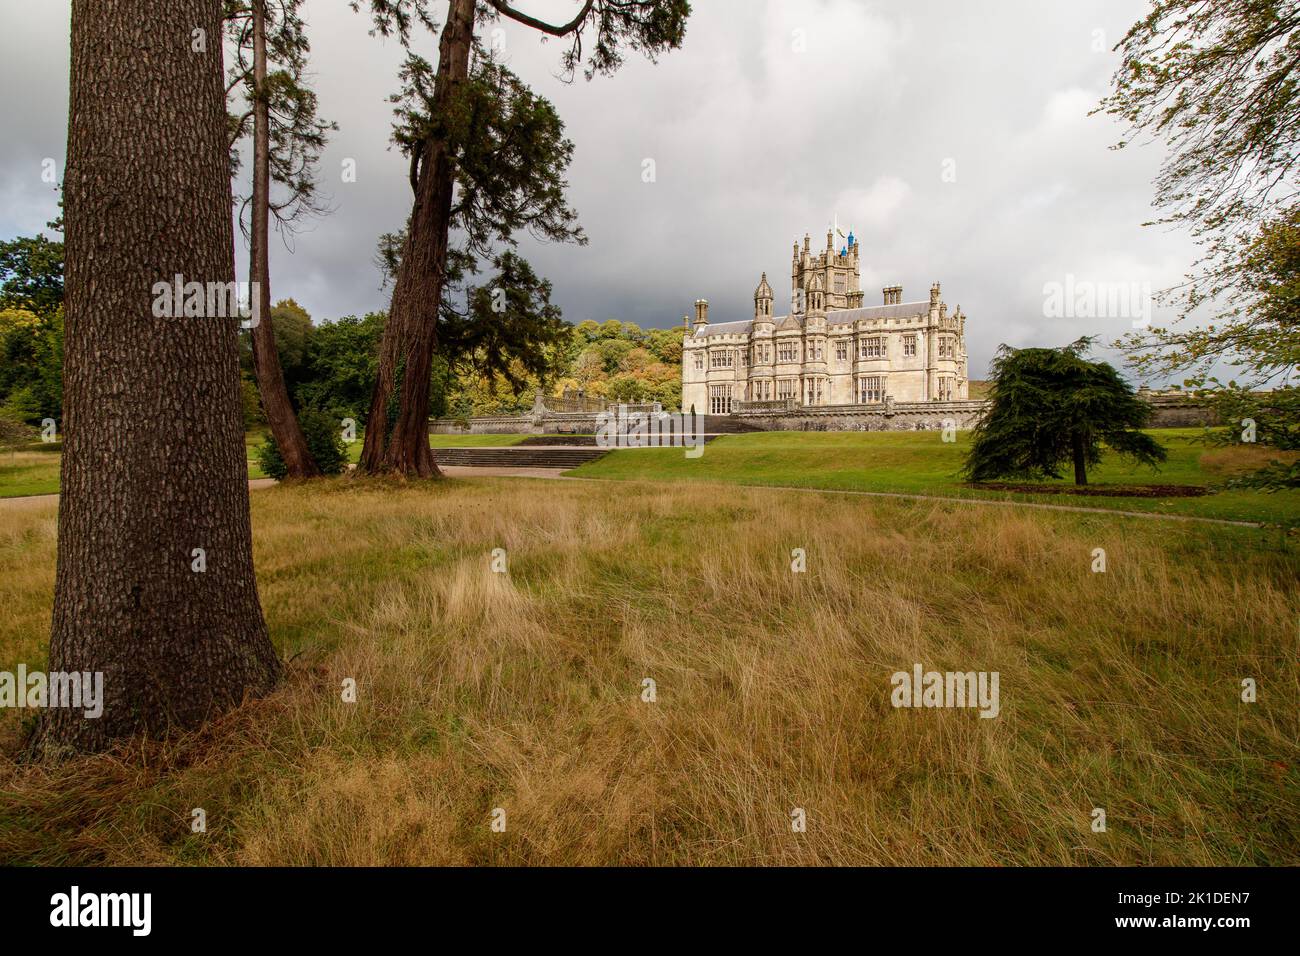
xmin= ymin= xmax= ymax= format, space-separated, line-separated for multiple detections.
xmin=835 ymin=176 xmax=912 ymax=229
xmin=0 ymin=0 xmax=1203 ymax=380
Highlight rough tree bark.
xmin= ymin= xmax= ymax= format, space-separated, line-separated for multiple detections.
xmin=358 ymin=0 xmax=476 ymax=477
xmin=249 ymin=0 xmax=320 ymax=479
xmin=34 ymin=0 xmax=281 ymax=755
xmin=1072 ymin=433 xmax=1088 ymax=486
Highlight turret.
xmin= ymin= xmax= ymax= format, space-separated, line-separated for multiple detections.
xmin=807 ymin=270 xmax=826 ymax=313
xmin=753 ymin=272 xmax=774 ymax=321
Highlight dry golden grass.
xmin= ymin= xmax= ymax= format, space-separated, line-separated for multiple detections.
xmin=0 ymin=476 xmax=1296 ymax=865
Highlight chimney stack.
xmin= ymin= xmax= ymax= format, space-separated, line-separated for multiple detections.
xmin=693 ymin=299 xmax=709 ymax=326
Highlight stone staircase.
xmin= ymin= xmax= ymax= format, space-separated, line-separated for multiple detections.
xmin=517 ymin=434 xmax=601 ymax=446
xmin=700 ymin=415 xmax=763 ymax=434
xmin=431 ymin=446 xmax=609 ymax=469
xmin=518 ymin=433 xmax=727 ymax=447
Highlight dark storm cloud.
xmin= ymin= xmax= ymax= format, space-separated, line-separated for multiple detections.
xmin=0 ymin=0 xmax=1200 ymax=380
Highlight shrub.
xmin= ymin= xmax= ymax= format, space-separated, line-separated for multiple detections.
xmin=256 ymin=408 xmax=347 ymax=480
xmin=0 ymin=411 xmax=35 ymax=455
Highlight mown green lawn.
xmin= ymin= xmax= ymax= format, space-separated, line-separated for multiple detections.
xmin=428 ymin=433 xmax=529 ymax=447
xmin=569 ymin=428 xmax=1300 ymax=525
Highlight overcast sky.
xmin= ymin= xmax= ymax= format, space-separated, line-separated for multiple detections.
xmin=1 ymin=0 xmax=1201 ymax=380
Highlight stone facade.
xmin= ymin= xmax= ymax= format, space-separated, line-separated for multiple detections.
xmin=681 ymin=229 xmax=970 ymax=414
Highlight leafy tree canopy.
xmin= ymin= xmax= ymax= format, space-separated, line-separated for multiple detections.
xmin=392 ymin=51 xmax=585 ymax=257
xmin=964 ymin=338 xmax=1167 ymax=486
xmin=225 ymin=0 xmax=336 ymax=241
xmin=357 ymin=0 xmax=690 ymax=82
xmin=0 ymin=228 xmax=64 ymax=315
xmin=1101 ymin=0 xmax=1300 ymax=386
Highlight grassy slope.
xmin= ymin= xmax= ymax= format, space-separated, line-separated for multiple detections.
xmin=428 ymin=434 xmax=529 ymax=447
xmin=0 ymin=432 xmax=531 ymax=497
xmin=0 ymin=478 xmax=1295 ymax=865
xmin=569 ymin=429 xmax=1300 ymax=524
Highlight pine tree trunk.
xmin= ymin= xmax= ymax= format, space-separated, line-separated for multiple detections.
xmin=34 ymin=0 xmax=280 ymax=755
xmin=250 ymin=0 xmax=320 ymax=479
xmin=1072 ymin=433 xmax=1088 ymax=486
xmin=358 ymin=0 xmax=475 ymax=477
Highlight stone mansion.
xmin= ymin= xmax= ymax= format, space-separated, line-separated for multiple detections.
xmin=681 ymin=229 xmax=969 ymax=415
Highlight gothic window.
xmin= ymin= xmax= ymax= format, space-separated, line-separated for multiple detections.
xmin=777 ymin=379 xmax=796 ymax=400
xmin=834 ymin=274 xmax=846 ymax=293
xmin=858 ymin=376 xmax=884 ymax=404
xmin=836 ymin=341 xmax=848 ymax=362
xmin=709 ymin=385 xmax=733 ymax=414
xmin=694 ymin=353 xmax=703 ymax=371
xmin=859 ymin=337 xmax=884 ymax=359
xmin=903 ymin=334 xmax=917 ymax=357
xmin=778 ymin=342 xmax=798 ymax=363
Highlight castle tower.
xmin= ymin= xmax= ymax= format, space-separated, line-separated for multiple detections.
xmin=791 ymin=224 xmax=862 ymax=313
xmin=750 ymin=273 xmax=775 ymax=401
xmin=802 ymin=272 xmax=828 ymax=405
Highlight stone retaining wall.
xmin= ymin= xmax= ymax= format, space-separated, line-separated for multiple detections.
xmin=431 ymin=395 xmax=1215 ymax=435
xmin=429 ymin=413 xmax=599 ymax=435
xmin=733 ymin=399 xmax=987 ymax=432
